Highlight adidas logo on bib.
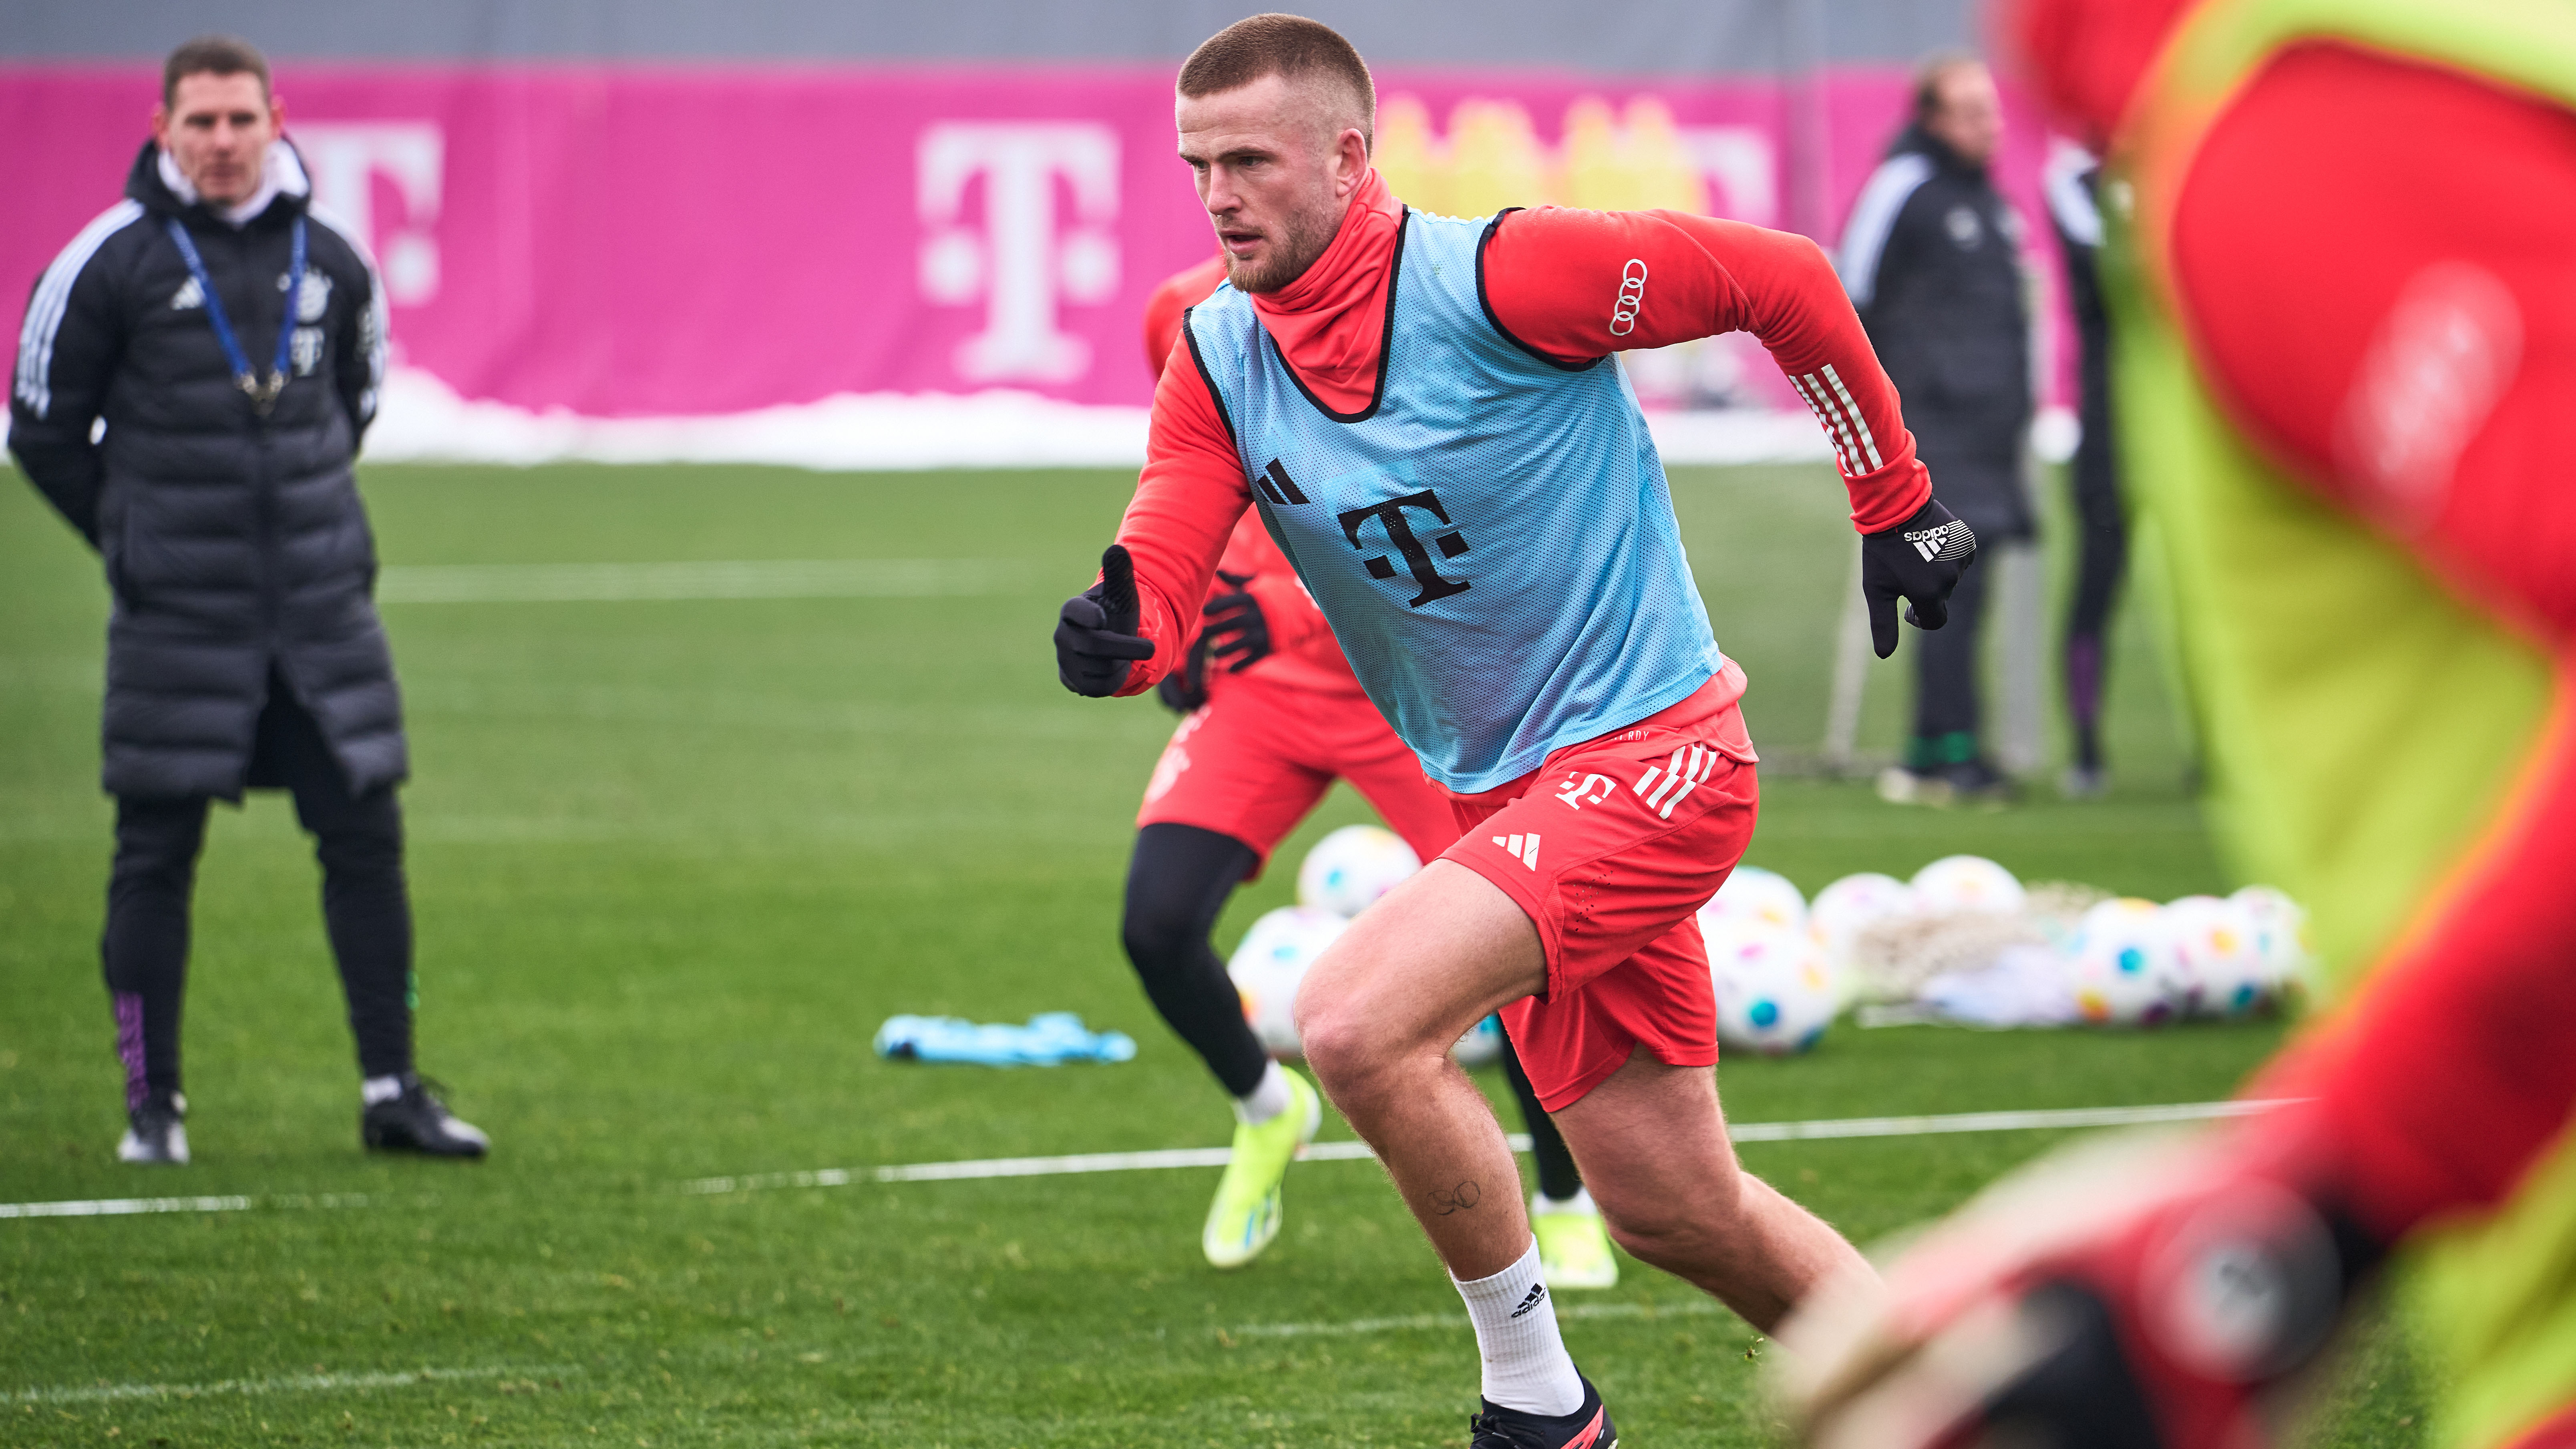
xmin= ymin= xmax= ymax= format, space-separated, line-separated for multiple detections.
xmin=1490 ymin=834 xmax=1540 ymax=870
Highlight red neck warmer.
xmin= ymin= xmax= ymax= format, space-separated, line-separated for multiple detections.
xmin=1247 ymin=169 xmax=1405 ymax=414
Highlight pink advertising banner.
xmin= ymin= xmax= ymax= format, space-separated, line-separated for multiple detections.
xmin=3 ymin=64 xmax=2067 ymax=417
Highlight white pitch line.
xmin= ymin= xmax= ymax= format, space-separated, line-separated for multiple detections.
xmin=375 ymin=559 xmax=1015 ymax=605
xmin=677 ymin=1100 xmax=2289 ymax=1196
xmin=0 ymin=1194 xmax=254 ymax=1220
xmin=0 ymin=1192 xmax=371 ymax=1221
xmin=12 ymin=1362 xmax=579 ymax=1405
xmin=1234 ymin=1298 xmax=1725 ymax=1340
xmin=684 ymin=1138 xmax=1400 ymax=1194
xmin=3 ymin=1102 xmax=2292 ymax=1220
xmin=1723 ymin=1098 xmax=2290 ymax=1144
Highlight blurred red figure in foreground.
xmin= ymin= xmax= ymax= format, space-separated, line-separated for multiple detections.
xmin=1786 ymin=2 xmax=2576 ymax=1447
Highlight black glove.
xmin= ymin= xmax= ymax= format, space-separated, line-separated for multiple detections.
xmin=1054 ymin=544 xmax=1156 ymax=697
xmin=1156 ymin=633 xmax=1212 ymax=713
xmin=1860 ymin=498 xmax=1977 ymax=659
xmin=1201 ymin=569 xmax=1273 ymax=674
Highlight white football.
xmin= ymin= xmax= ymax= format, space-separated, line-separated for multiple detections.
xmin=1297 ymin=824 xmax=1423 ymax=918
xmin=1704 ymin=918 xmax=1838 ymax=1056
xmin=2067 ymin=897 xmax=2184 ymax=1027
xmin=1807 ymin=872 xmax=1914 ymax=967
xmin=1701 ymin=864 xmax=1808 ymax=934
xmin=2230 ymin=885 xmax=2314 ymax=997
xmin=2163 ymin=894 xmax=2266 ymax=1019
xmin=1226 ymin=906 xmax=1347 ymax=1057
xmin=1910 ymin=855 xmax=2027 ymax=916
xmin=1453 ymin=1014 xmax=1506 ymax=1068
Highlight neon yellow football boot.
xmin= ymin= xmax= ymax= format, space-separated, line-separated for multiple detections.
xmin=1202 ymin=1067 xmax=1322 ymax=1268
xmin=1533 ymin=1190 xmax=1620 ymax=1289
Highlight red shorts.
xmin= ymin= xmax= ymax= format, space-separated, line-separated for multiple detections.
xmin=1136 ymin=669 xmax=1458 ymax=872
xmin=1445 ymin=666 xmax=1760 ymax=1111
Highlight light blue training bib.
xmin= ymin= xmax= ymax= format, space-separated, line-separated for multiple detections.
xmin=1183 ymin=208 xmax=1724 ymax=793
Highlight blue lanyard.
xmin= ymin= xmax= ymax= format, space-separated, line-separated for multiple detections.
xmin=163 ymin=214 xmax=306 ymax=417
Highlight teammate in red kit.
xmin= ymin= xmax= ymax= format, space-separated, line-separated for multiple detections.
xmin=1127 ymin=256 xmax=1619 ymax=1285
xmin=1787 ymin=3 xmax=2576 ymax=1447
xmin=1054 ymin=16 xmax=1971 ymax=1443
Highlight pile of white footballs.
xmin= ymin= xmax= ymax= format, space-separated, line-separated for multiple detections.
xmin=1708 ymin=854 xmax=2316 ymax=1042
xmin=1229 ymin=830 xmax=2318 ymax=1062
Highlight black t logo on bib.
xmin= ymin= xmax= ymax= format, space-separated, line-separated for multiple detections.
xmin=1338 ymin=490 xmax=1471 ymax=607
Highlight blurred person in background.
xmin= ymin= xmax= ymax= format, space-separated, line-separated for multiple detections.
xmin=1839 ymin=52 xmax=2032 ymax=807
xmin=1127 ymin=256 xmax=1619 ymax=1286
xmin=2043 ymin=140 xmax=2126 ymax=798
xmin=8 ymin=36 xmax=485 ymax=1165
xmin=1789 ymin=1 xmax=2576 ymax=1446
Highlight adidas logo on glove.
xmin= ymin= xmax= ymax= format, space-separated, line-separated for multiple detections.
xmin=1904 ymin=519 xmax=1977 ymax=562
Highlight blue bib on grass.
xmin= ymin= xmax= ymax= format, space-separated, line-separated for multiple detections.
xmin=1183 ymin=209 xmax=1723 ymax=793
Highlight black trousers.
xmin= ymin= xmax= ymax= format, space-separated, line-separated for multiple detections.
xmin=105 ymin=675 xmax=414 ymax=1110
xmin=2063 ymin=431 xmax=2129 ymax=772
xmin=1906 ymin=431 xmax=2027 ymax=767
xmin=1910 ymin=549 xmax=1996 ymax=756
xmin=1121 ymin=822 xmax=1583 ymax=1201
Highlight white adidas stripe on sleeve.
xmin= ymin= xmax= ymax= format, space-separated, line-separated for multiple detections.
xmin=14 ymin=200 xmax=145 ymax=420
xmin=1820 ymin=364 xmax=1885 ymax=470
xmin=1788 ymin=374 xmax=1853 ymax=474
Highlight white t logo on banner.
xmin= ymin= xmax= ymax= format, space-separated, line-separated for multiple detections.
xmin=294 ymin=122 xmax=445 ymax=306
xmin=917 ymin=123 xmax=1121 ymax=384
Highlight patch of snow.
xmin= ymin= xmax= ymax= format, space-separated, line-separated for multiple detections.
xmin=364 ymin=368 xmax=1840 ymax=472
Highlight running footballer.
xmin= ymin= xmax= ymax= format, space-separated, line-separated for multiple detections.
xmin=1054 ymin=16 xmax=1971 ymax=1445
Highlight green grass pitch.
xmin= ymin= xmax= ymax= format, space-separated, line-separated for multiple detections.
xmin=2 ymin=460 xmax=2426 ymax=1445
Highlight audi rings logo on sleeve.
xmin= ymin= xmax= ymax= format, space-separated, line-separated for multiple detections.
xmin=1608 ymin=259 xmax=1649 ymax=337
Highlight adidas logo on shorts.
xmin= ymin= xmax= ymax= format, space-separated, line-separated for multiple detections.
xmin=1634 ymin=745 xmax=1719 ymax=820
xmin=1491 ymin=833 xmax=1540 ymax=869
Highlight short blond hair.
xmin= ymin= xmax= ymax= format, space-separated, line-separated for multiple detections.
xmin=1178 ymin=14 xmax=1375 ymax=145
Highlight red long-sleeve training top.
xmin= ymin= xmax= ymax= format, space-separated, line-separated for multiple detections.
xmin=1114 ymin=169 xmax=1932 ymax=698
xmin=1141 ymin=256 xmax=1365 ymax=698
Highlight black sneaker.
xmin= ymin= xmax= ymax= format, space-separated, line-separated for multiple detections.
xmin=117 ymin=1093 xmax=189 ymax=1164
xmin=1468 ymin=1375 xmax=1617 ymax=1449
xmin=362 ymin=1075 xmax=490 ymax=1158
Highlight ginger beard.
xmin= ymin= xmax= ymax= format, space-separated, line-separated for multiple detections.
xmin=1176 ymin=72 xmax=1371 ymax=295
xmin=1221 ymin=188 xmax=1342 ymax=295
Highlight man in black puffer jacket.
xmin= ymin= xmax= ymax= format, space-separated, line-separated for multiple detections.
xmin=1838 ymin=52 xmax=2034 ymax=805
xmin=9 ymin=36 xmax=485 ymax=1165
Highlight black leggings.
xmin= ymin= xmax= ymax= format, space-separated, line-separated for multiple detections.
xmin=105 ymin=682 xmax=414 ymax=1109
xmin=1120 ymin=822 xmax=1582 ymax=1201
xmin=2063 ymin=436 xmax=2129 ymax=772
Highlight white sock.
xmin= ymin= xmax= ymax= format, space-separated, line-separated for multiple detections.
xmin=1233 ymin=1060 xmax=1292 ymax=1125
xmin=1532 ymin=1186 xmax=1597 ymax=1217
xmin=361 ymin=1074 xmax=405 ymax=1105
xmin=1453 ymin=1240 xmax=1585 ymax=1415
